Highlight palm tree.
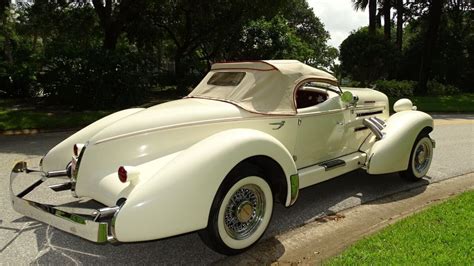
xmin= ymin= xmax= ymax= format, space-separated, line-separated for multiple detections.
xmin=352 ymin=0 xmax=377 ymax=35
xmin=383 ymin=0 xmax=391 ymax=40
xmin=0 ymin=0 xmax=9 ymax=17
xmin=396 ymin=0 xmax=404 ymax=51
xmin=418 ymin=0 xmax=445 ymax=94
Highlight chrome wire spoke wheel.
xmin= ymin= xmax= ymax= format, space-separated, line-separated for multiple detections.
xmin=223 ymin=184 xmax=266 ymax=240
xmin=411 ymin=137 xmax=433 ymax=178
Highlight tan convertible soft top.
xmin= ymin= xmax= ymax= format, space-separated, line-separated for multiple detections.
xmin=188 ymin=60 xmax=338 ymax=115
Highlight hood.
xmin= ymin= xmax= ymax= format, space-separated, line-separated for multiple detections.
xmin=89 ymin=98 xmax=248 ymax=144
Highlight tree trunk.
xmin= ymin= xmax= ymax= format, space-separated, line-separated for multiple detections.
xmin=396 ymin=0 xmax=403 ymax=51
xmin=174 ymin=52 xmax=188 ymax=96
xmin=383 ymin=0 xmax=391 ymax=40
xmin=418 ymin=0 xmax=444 ymax=94
xmin=0 ymin=0 xmax=8 ymax=17
xmin=103 ymin=24 xmax=120 ymax=50
xmin=1 ymin=0 xmax=12 ymax=64
xmin=92 ymin=0 xmax=134 ymax=51
xmin=369 ymin=0 xmax=377 ymax=35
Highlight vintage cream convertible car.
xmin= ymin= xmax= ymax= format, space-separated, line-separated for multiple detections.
xmin=10 ymin=60 xmax=435 ymax=254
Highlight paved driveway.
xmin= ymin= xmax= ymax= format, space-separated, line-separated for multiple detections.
xmin=0 ymin=115 xmax=472 ymax=264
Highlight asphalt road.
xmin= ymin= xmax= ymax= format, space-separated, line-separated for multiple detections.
xmin=0 ymin=114 xmax=473 ymax=264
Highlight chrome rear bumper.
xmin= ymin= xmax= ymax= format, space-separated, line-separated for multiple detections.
xmin=10 ymin=161 xmax=120 ymax=243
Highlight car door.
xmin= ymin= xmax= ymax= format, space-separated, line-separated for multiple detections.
xmin=293 ymin=83 xmax=350 ymax=169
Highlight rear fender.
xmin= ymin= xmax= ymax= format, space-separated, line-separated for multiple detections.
xmin=367 ymin=111 xmax=433 ymax=174
xmin=113 ymin=128 xmax=297 ymax=242
xmin=41 ymin=108 xmax=144 ymax=172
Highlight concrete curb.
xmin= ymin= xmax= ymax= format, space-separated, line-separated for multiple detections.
xmin=0 ymin=128 xmax=79 ymax=136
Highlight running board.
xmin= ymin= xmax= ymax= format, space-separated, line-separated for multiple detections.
xmin=299 ymin=152 xmax=367 ymax=189
xmin=319 ymin=159 xmax=346 ymax=171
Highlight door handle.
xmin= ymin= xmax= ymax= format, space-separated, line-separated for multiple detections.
xmin=270 ymin=121 xmax=285 ymax=130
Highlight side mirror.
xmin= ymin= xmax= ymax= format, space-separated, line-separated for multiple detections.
xmin=341 ymin=91 xmax=358 ymax=105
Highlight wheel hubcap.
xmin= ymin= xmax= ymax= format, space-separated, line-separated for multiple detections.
xmin=416 ymin=150 xmax=426 ymax=164
xmin=224 ymin=184 xmax=265 ymax=240
xmin=413 ymin=139 xmax=432 ymax=176
xmin=236 ymin=201 xmax=254 ymax=223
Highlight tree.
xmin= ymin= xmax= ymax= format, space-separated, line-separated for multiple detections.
xmin=231 ymin=15 xmax=313 ymax=61
xmin=147 ymin=0 xmax=284 ymax=94
xmin=340 ymin=29 xmax=400 ymax=84
xmin=0 ymin=0 xmax=11 ymax=62
xmin=0 ymin=0 xmax=8 ymax=18
xmin=396 ymin=0 xmax=404 ymax=50
xmin=417 ymin=0 xmax=445 ymax=94
xmin=352 ymin=0 xmax=378 ymax=35
xmin=281 ymin=0 xmax=332 ymax=67
xmin=383 ymin=0 xmax=391 ymax=40
xmin=91 ymin=0 xmax=145 ymax=50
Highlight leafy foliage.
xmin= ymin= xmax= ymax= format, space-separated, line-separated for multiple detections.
xmin=40 ymin=48 xmax=161 ymax=109
xmin=234 ymin=15 xmax=313 ymax=61
xmin=374 ymin=80 xmax=416 ymax=98
xmin=343 ymin=1 xmax=474 ymax=93
xmin=0 ymin=0 xmax=337 ymax=106
xmin=340 ymin=29 xmax=400 ymax=85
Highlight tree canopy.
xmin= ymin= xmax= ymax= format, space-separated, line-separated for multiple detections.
xmin=0 ymin=0 xmax=337 ymax=106
xmin=341 ymin=0 xmax=473 ymax=93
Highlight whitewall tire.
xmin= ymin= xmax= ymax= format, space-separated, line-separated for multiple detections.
xmin=199 ymin=164 xmax=273 ymax=255
xmin=400 ymin=134 xmax=433 ymax=181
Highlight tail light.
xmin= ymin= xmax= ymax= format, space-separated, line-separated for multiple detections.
xmin=117 ymin=166 xmax=140 ymax=185
xmin=118 ymin=166 xmax=127 ymax=183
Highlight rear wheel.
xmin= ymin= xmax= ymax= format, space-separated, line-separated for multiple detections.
xmin=199 ymin=164 xmax=273 ymax=255
xmin=400 ymin=133 xmax=433 ymax=181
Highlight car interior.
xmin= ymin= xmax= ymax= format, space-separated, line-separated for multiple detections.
xmin=295 ymin=82 xmax=341 ymax=112
xmin=296 ymin=87 xmax=329 ymax=109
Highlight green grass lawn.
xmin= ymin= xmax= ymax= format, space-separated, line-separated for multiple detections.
xmin=390 ymin=93 xmax=474 ymax=113
xmin=328 ymin=190 xmax=474 ymax=265
xmin=0 ymin=109 xmax=111 ymax=131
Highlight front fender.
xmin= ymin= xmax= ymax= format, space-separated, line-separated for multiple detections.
xmin=113 ymin=128 xmax=297 ymax=242
xmin=41 ymin=108 xmax=144 ymax=172
xmin=367 ymin=110 xmax=433 ymax=174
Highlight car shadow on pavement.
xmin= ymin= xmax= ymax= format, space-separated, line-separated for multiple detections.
xmin=19 ymin=169 xmax=429 ymax=264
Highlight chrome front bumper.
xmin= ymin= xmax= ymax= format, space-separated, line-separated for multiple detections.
xmin=10 ymin=161 xmax=120 ymax=243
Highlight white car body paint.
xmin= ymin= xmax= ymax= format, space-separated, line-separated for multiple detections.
xmin=33 ymin=60 xmax=433 ymax=243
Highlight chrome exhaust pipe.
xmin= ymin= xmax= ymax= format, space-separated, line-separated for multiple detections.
xmin=363 ymin=118 xmax=384 ymax=140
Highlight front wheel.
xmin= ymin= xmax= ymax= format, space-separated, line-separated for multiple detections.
xmin=199 ymin=164 xmax=273 ymax=255
xmin=399 ymin=134 xmax=434 ymax=181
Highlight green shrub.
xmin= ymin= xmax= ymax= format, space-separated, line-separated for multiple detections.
xmin=373 ymin=80 xmax=416 ymax=98
xmin=427 ymin=80 xmax=461 ymax=95
xmin=39 ymin=48 xmax=161 ymax=109
xmin=340 ymin=80 xmax=362 ymax=87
